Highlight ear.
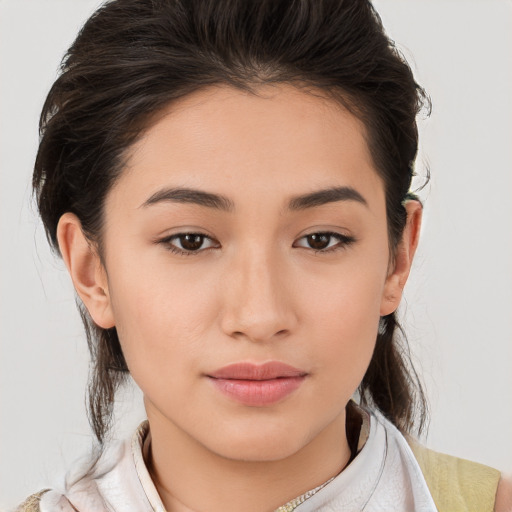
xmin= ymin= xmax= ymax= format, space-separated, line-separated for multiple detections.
xmin=380 ymin=200 xmax=422 ymax=316
xmin=57 ymin=212 xmax=115 ymax=329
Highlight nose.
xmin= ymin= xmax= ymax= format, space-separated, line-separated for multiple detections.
xmin=219 ymin=245 xmax=298 ymax=343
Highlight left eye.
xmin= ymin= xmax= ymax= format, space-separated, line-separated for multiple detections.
xmin=293 ymin=232 xmax=354 ymax=251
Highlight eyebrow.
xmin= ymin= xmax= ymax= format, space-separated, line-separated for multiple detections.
xmin=288 ymin=186 xmax=368 ymax=210
xmin=140 ymin=185 xmax=367 ymax=212
xmin=140 ymin=187 xmax=234 ymax=211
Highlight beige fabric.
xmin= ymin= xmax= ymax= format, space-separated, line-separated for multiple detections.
xmin=407 ymin=437 xmax=501 ymax=512
xmin=15 ymin=490 xmax=51 ymax=512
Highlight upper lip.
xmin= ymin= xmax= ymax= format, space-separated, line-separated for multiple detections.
xmin=207 ymin=362 xmax=308 ymax=380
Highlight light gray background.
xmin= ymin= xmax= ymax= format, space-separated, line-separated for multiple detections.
xmin=1 ymin=0 xmax=511 ymax=509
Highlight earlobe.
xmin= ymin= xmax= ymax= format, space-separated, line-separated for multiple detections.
xmin=380 ymin=200 xmax=422 ymax=316
xmin=57 ymin=213 xmax=115 ymax=329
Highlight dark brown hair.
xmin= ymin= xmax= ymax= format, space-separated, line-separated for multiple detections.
xmin=34 ymin=0 xmax=430 ymax=445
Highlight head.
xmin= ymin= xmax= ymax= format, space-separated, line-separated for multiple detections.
xmin=34 ymin=0 xmax=429 ymax=448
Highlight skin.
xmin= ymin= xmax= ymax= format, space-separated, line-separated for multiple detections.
xmin=58 ymin=84 xmax=424 ymax=512
xmin=496 ymin=475 xmax=512 ymax=512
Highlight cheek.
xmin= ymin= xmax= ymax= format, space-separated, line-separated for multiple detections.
xmin=299 ymin=258 xmax=386 ymax=388
xmin=315 ymin=291 xmax=380 ymax=363
xmin=106 ymin=258 xmax=222 ymax=381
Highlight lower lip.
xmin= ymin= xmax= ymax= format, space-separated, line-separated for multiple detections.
xmin=208 ymin=376 xmax=306 ymax=406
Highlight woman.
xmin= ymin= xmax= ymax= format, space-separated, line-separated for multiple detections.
xmin=15 ymin=0 xmax=512 ymax=510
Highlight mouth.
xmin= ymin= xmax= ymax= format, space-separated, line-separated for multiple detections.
xmin=206 ymin=362 xmax=308 ymax=406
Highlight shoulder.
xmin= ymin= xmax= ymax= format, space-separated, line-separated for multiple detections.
xmin=495 ymin=474 xmax=512 ymax=512
xmin=407 ymin=437 xmax=502 ymax=512
xmin=14 ymin=438 xmax=125 ymax=512
xmin=15 ymin=422 xmax=155 ymax=512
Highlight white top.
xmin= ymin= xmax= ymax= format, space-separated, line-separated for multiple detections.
xmin=37 ymin=408 xmax=438 ymax=512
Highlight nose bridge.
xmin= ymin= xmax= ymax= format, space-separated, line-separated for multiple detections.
xmin=221 ymin=241 xmax=295 ymax=342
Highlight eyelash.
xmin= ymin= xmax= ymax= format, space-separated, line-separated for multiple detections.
xmin=157 ymin=233 xmax=220 ymax=256
xmin=157 ymin=231 xmax=355 ymax=256
xmin=293 ymin=231 xmax=356 ymax=254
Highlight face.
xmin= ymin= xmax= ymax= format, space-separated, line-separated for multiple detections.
xmin=79 ymin=84 xmax=403 ymax=461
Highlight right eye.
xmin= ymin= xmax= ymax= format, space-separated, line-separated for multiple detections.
xmin=159 ymin=233 xmax=220 ymax=255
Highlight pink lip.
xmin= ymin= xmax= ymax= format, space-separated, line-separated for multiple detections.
xmin=207 ymin=362 xmax=308 ymax=406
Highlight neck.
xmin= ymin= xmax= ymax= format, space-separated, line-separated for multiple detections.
xmin=144 ymin=407 xmax=351 ymax=512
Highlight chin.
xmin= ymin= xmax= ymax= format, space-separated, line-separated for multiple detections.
xmin=215 ymin=439 xmax=306 ymax=463
xmin=202 ymin=422 xmax=314 ymax=462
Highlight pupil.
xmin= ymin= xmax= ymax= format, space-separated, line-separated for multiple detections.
xmin=308 ymin=234 xmax=330 ymax=250
xmin=181 ymin=234 xmax=203 ymax=250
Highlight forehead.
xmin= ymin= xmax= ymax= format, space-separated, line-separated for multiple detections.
xmin=115 ymin=83 xmax=384 ymax=211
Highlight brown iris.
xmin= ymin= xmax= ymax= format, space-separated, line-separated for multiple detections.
xmin=306 ymin=233 xmax=331 ymax=250
xmin=178 ymin=234 xmax=204 ymax=251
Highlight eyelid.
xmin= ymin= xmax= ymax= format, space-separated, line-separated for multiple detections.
xmin=156 ymin=231 xmax=220 ymax=256
xmin=293 ymin=231 xmax=356 ymax=252
xmin=154 ymin=228 xmax=355 ymax=255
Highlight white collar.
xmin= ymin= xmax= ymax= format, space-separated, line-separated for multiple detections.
xmin=129 ymin=407 xmax=436 ymax=512
xmin=45 ymin=407 xmax=436 ymax=512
